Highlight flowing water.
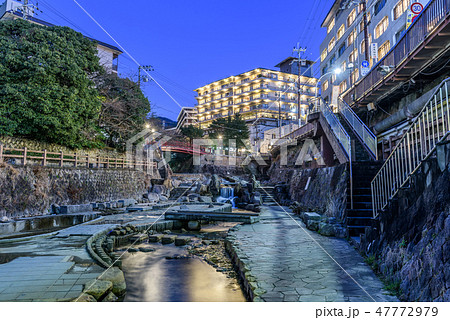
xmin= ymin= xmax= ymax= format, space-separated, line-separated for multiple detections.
xmin=217 ymin=186 xmax=237 ymax=208
xmin=121 ymin=244 xmax=246 ymax=302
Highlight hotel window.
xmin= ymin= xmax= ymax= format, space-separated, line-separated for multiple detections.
xmin=351 ymin=68 xmax=359 ymax=83
xmin=375 ymin=16 xmax=389 ymax=39
xmin=374 ymin=0 xmax=387 ymax=16
xmin=339 ymin=80 xmax=347 ymax=94
xmin=395 ymin=25 xmax=406 ymax=43
xmin=322 ymin=80 xmax=329 ymax=91
xmin=377 ymin=40 xmax=391 ymax=60
xmin=328 ymin=37 xmax=336 ymax=51
xmin=337 ymin=24 xmax=345 ymax=40
xmin=347 ymin=9 xmax=356 ymax=27
xmin=393 ymin=0 xmax=408 ymax=20
xmin=360 ymin=35 xmax=372 ymax=54
xmin=338 ymin=43 xmax=346 ymax=57
xmin=341 ymin=61 xmax=346 ymax=72
xmin=321 ymin=48 xmax=328 ymax=61
xmin=327 ymin=17 xmax=335 ymax=33
xmin=347 ymin=29 xmax=356 ymax=46
xmin=349 ymin=49 xmax=358 ymax=63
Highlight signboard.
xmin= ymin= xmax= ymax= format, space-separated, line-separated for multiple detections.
xmin=406 ymin=11 xmax=414 ymax=29
xmin=370 ymin=43 xmax=378 ymax=61
xmin=410 ymin=2 xmax=424 ymax=14
xmin=361 ymin=60 xmax=370 ymax=77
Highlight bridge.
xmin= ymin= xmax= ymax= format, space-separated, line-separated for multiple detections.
xmin=152 ymin=140 xmax=211 ymax=155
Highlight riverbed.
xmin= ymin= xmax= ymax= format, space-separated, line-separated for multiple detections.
xmin=120 ymin=243 xmax=246 ymax=302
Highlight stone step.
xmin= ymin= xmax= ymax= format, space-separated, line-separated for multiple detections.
xmin=161 ymin=235 xmax=177 ymax=244
xmin=148 ymin=234 xmax=164 ymax=242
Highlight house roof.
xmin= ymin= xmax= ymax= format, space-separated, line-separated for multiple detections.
xmin=274 ymin=56 xmax=316 ymax=68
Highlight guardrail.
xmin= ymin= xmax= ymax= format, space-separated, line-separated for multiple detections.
xmin=0 ymin=146 xmax=156 ymax=173
xmin=371 ymin=78 xmax=450 ymax=217
xmin=343 ymin=0 xmax=450 ymax=105
xmin=338 ymin=98 xmax=377 ymax=159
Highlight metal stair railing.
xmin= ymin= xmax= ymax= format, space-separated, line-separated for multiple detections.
xmin=371 ymin=78 xmax=450 ymax=217
xmin=338 ymin=98 xmax=377 ymax=159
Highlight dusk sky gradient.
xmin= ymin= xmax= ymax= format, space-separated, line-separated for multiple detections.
xmin=35 ymin=0 xmax=335 ymax=121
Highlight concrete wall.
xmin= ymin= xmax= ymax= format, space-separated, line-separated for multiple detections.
xmin=360 ymin=141 xmax=450 ymax=301
xmin=0 ymin=164 xmax=151 ymax=219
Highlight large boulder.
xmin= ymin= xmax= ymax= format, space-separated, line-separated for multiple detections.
xmin=75 ymin=293 xmax=97 ymax=302
xmin=152 ymin=185 xmax=167 ymax=195
xmin=98 ymin=267 xmax=126 ymax=297
xmin=147 ymin=192 xmax=160 ymax=203
xmin=199 ymin=196 xmax=212 ymax=203
xmin=210 ymin=174 xmax=221 ymax=196
xmin=83 ymin=279 xmax=113 ymax=300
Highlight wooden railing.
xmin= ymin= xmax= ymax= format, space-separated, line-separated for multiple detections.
xmin=0 ymin=145 xmax=157 ymax=173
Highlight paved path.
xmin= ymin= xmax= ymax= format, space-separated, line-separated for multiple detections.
xmin=0 ymin=224 xmax=114 ymax=301
xmin=229 ymin=206 xmax=398 ymax=302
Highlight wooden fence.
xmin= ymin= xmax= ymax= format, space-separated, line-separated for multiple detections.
xmin=0 ymin=145 xmax=157 ymax=173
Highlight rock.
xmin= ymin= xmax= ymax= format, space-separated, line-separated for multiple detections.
xmin=318 ymin=222 xmax=336 ymax=236
xmin=210 ymin=174 xmax=221 ymax=196
xmin=139 ymin=247 xmax=155 ymax=253
xmin=162 ymin=230 xmax=171 ymax=234
xmin=159 ymin=195 xmax=168 ymax=202
xmin=199 ymin=196 xmax=213 ymax=203
xmin=98 ymin=267 xmax=126 ymax=297
xmin=245 ymin=204 xmax=255 ymax=211
xmin=188 ymin=193 xmax=200 ymax=202
xmin=199 ymin=184 xmax=209 ymax=195
xmin=146 ymin=192 xmax=160 ymax=203
xmin=74 ymin=293 xmax=97 ymax=302
xmin=0 ymin=216 xmax=11 ymax=223
xmin=180 ymin=204 xmax=189 ymax=210
xmin=148 ymin=234 xmax=164 ymax=242
xmin=180 ymin=228 xmax=188 ymax=233
xmin=187 ymin=220 xmax=201 ymax=231
xmin=83 ymin=279 xmax=113 ymax=300
xmin=51 ymin=204 xmax=60 ymax=214
xmin=128 ymin=248 xmax=139 ymax=253
xmin=306 ymin=220 xmax=319 ymax=231
xmin=102 ymin=292 xmax=118 ymax=302
xmin=129 ymin=233 xmax=148 ymax=243
xmin=152 ymin=185 xmax=167 ymax=195
xmin=161 ymin=235 xmax=177 ymax=244
xmin=175 ymin=236 xmax=191 ymax=246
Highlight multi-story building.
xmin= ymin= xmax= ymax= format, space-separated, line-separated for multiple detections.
xmin=0 ymin=0 xmax=122 ymax=73
xmin=175 ymin=107 xmax=198 ymax=133
xmin=319 ymin=0 xmax=418 ymax=107
xmin=259 ymin=123 xmax=299 ymax=154
xmin=194 ymin=59 xmax=317 ymax=152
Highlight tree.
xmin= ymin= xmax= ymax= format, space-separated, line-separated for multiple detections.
xmin=209 ymin=114 xmax=250 ymax=152
xmin=95 ymin=72 xmax=151 ymax=150
xmin=180 ymin=124 xmax=204 ymax=144
xmin=0 ymin=19 xmax=102 ymax=148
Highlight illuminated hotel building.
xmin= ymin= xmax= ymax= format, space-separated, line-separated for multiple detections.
xmin=194 ymin=58 xmax=318 ymax=152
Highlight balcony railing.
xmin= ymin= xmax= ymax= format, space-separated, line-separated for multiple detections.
xmin=343 ymin=0 xmax=450 ymax=105
xmin=371 ymin=78 xmax=450 ymax=217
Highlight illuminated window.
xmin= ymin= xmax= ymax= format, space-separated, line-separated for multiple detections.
xmin=351 ymin=68 xmax=359 ymax=83
xmin=339 ymin=80 xmax=347 ymax=94
xmin=349 ymin=49 xmax=358 ymax=63
xmin=322 ymin=80 xmax=329 ymax=91
xmin=394 ymin=0 xmax=408 ymax=20
xmin=360 ymin=35 xmax=372 ymax=54
xmin=327 ymin=17 xmax=335 ymax=34
xmin=328 ymin=37 xmax=336 ymax=51
xmin=321 ymin=48 xmax=327 ymax=61
xmin=375 ymin=16 xmax=389 ymax=39
xmin=341 ymin=61 xmax=346 ymax=72
xmin=378 ymin=40 xmax=391 ymax=60
xmin=347 ymin=29 xmax=356 ymax=46
xmin=347 ymin=9 xmax=356 ymax=27
xmin=359 ymin=11 xmax=371 ymax=32
xmin=337 ymin=24 xmax=345 ymax=40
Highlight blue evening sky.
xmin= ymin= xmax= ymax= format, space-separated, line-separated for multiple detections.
xmin=33 ymin=0 xmax=335 ymax=121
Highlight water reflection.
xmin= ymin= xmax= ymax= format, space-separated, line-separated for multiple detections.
xmin=122 ymin=246 xmax=245 ymax=302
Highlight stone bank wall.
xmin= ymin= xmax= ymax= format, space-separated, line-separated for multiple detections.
xmin=269 ymin=164 xmax=348 ymax=219
xmin=0 ymin=164 xmax=151 ymax=219
xmin=361 ymin=142 xmax=450 ymax=301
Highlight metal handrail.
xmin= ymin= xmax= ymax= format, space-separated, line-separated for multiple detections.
xmin=371 ymin=78 xmax=450 ymax=217
xmin=338 ymin=98 xmax=377 ymax=159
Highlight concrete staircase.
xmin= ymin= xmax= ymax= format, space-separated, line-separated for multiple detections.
xmin=255 ymin=186 xmax=276 ymax=205
xmin=345 ymin=162 xmax=382 ymax=236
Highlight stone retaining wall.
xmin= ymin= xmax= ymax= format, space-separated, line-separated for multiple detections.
xmin=269 ymin=164 xmax=348 ymax=219
xmin=360 ymin=142 xmax=450 ymax=301
xmin=0 ymin=164 xmax=151 ymax=219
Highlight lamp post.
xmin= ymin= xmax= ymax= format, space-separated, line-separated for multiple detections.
xmin=314 ymin=68 xmax=342 ymax=111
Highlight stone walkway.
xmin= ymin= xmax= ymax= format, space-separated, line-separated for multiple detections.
xmin=0 ymin=224 xmax=114 ymax=301
xmin=228 ymin=206 xmax=399 ymax=302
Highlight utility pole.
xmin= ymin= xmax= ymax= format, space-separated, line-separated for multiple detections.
xmin=138 ymin=65 xmax=154 ymax=88
xmin=361 ymin=0 xmax=370 ymax=61
xmin=293 ymin=44 xmax=306 ymax=127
